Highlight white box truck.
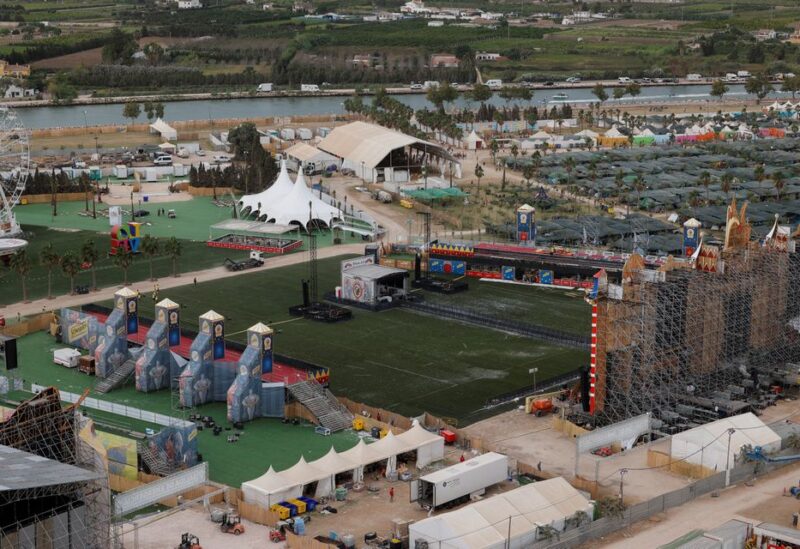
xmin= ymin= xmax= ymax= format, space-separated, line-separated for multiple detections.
xmin=423 ymin=80 xmax=440 ymax=90
xmin=411 ymin=452 xmax=508 ymax=509
xmin=257 ymin=83 xmax=273 ymax=92
xmin=280 ymin=128 xmax=296 ymax=140
xmin=296 ymin=128 xmax=313 ymax=140
xmin=53 ymin=348 xmax=82 ymax=368
xmin=737 ymin=70 xmax=751 ymax=79
xmin=301 ymin=84 xmax=320 ymax=92
xmin=686 ymin=73 xmax=702 ymax=82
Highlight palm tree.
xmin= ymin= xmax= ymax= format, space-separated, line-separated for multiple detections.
xmin=754 ymin=164 xmax=765 ymax=182
xmin=633 ymin=175 xmax=646 ymax=208
xmin=614 ymin=170 xmax=625 ymax=203
xmin=164 ymin=237 xmax=182 ymax=277
xmin=698 ymin=171 xmax=712 ymax=204
xmin=10 ymin=250 xmax=31 ymax=302
xmin=113 ymin=246 xmax=134 ymax=286
xmin=80 ymin=239 xmax=99 ymax=291
xmin=39 ymin=243 xmax=60 ymax=299
xmin=720 ymin=172 xmax=734 ymax=200
xmin=141 ymin=234 xmax=161 ymax=281
xmin=60 ymin=250 xmax=81 ymax=295
xmin=510 ymin=143 xmax=519 ymax=167
xmin=772 ymin=171 xmax=785 ymax=201
xmin=474 ymin=164 xmax=484 ymax=188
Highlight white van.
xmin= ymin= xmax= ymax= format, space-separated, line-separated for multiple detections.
xmin=686 ymin=73 xmax=702 ymax=81
xmin=485 ymin=79 xmax=503 ymax=89
xmin=724 ymin=73 xmax=739 ymax=82
xmin=257 ymin=83 xmax=273 ymax=92
xmin=737 ymin=70 xmax=751 ymax=79
xmin=422 ymin=80 xmax=440 ymax=90
xmin=300 ymin=84 xmax=320 ymax=92
xmin=618 ymin=76 xmax=632 ymax=84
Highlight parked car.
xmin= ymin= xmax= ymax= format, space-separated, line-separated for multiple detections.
xmin=196 ymin=150 xmax=206 ymax=157
xmin=133 ymin=209 xmax=150 ymax=217
xmin=565 ymin=76 xmax=581 ymax=83
xmin=410 ymin=83 xmax=423 ymax=90
xmin=213 ymin=154 xmax=232 ymax=163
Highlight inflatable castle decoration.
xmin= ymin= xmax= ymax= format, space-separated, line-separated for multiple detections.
xmin=227 ymin=322 xmax=273 ymax=423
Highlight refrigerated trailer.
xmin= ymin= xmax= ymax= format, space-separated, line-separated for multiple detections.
xmin=411 ymin=452 xmax=509 ymax=509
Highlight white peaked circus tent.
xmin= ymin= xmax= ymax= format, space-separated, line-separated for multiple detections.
xmin=266 ymin=170 xmax=342 ymax=229
xmin=238 ymin=160 xmax=295 ymax=217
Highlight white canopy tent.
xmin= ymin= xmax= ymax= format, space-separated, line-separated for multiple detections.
xmin=149 ymin=118 xmax=177 ymax=141
xmin=242 ymin=424 xmax=447 ymax=507
xmin=670 ymin=412 xmax=781 ymax=472
xmin=238 ymin=160 xmax=295 ymax=218
xmin=464 ymin=130 xmax=485 ymax=150
xmin=267 ymin=170 xmax=342 ymax=229
xmin=409 ymin=477 xmax=593 ymax=549
xmin=396 ymin=421 xmax=445 ymax=468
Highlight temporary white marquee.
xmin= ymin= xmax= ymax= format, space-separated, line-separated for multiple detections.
xmin=149 ymin=118 xmax=177 ymax=141
xmin=409 ymin=477 xmax=593 ymax=549
xmin=670 ymin=412 xmax=781 ymax=472
xmin=238 ymin=161 xmax=342 ymax=229
xmin=241 ymin=421 xmax=446 ymax=507
xmin=238 ymin=160 xmax=295 ymax=218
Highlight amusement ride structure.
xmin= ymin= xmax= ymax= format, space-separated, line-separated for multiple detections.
xmin=0 ymin=106 xmax=30 ymax=256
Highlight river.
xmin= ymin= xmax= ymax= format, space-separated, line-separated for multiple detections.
xmin=15 ymin=83 xmax=789 ymax=130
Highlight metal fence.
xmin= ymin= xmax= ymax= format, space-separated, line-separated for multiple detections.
xmin=529 ymin=451 xmax=796 ymax=548
xmin=401 ymin=301 xmax=590 ymax=349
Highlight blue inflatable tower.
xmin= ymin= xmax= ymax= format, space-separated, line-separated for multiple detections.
xmin=95 ymin=288 xmax=138 ymax=378
xmin=179 ymin=310 xmax=222 ymax=407
xmin=227 ymin=322 xmax=273 ymax=423
xmin=136 ymin=299 xmax=179 ymax=392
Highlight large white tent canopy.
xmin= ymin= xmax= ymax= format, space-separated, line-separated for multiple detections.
xmin=242 ymin=421 xmax=445 ymax=507
xmin=409 ymin=477 xmax=593 ymax=549
xmin=670 ymin=412 xmax=781 ymax=472
xmin=238 ymin=160 xmax=342 ymax=228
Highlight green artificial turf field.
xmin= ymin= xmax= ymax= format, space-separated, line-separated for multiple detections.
xmin=104 ymin=255 xmax=590 ymax=423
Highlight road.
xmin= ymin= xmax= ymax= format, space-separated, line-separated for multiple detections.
xmin=2 ymin=243 xmax=365 ymax=319
xmin=592 ymin=461 xmax=800 ymax=547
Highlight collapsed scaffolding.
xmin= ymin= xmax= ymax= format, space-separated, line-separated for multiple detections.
xmin=0 ymin=387 xmax=114 ymax=548
xmin=586 ymin=202 xmax=800 ymax=430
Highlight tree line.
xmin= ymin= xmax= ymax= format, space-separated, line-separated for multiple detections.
xmin=5 ymin=236 xmax=183 ymax=303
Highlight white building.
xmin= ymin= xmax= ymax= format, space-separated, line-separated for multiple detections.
xmin=177 ymin=0 xmax=202 ymax=8
xmin=476 ymin=52 xmax=502 ymax=61
xmin=4 ymin=85 xmax=36 ymax=99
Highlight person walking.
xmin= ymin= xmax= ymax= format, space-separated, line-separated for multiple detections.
xmin=389 ymin=486 xmax=394 ymax=503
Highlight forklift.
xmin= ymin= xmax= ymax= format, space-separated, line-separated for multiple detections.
xmin=177 ymin=533 xmax=201 ymax=549
xmin=220 ymin=512 xmax=246 ymax=536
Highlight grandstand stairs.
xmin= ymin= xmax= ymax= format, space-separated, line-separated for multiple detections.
xmin=95 ymin=359 xmax=137 ymax=394
xmin=288 ymin=380 xmax=354 ymax=432
xmin=137 ymin=441 xmax=174 ymax=476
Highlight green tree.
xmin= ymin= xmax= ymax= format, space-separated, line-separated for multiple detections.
xmin=781 ymin=75 xmax=800 ymax=99
xmin=772 ymin=170 xmax=785 ymax=200
xmin=469 ymin=83 xmax=492 ymax=104
xmin=60 ymin=250 xmax=81 ymax=295
xmin=113 ymin=245 xmax=133 ymax=286
xmin=720 ymin=172 xmax=734 ymax=200
xmin=143 ymin=100 xmax=155 ymax=120
xmin=523 ymin=164 xmax=535 ymax=188
xmin=710 ymin=80 xmax=728 ymax=101
xmin=143 ymin=42 xmax=164 ymax=65
xmin=625 ymin=83 xmax=641 ymax=98
xmin=165 ymin=237 xmax=182 ymax=277
xmin=510 ymin=143 xmax=519 ymax=166
xmin=633 ymin=174 xmax=646 ymax=207
xmin=613 ymin=88 xmax=626 ymax=100
xmin=474 ymin=163 xmax=484 ymax=188
xmin=101 ymin=28 xmax=137 ymax=64
xmin=591 ymin=84 xmax=608 ymax=103
xmin=490 ymin=139 xmax=499 ymax=163
xmin=47 ymin=74 xmax=76 ymax=103
xmin=141 ymin=234 xmax=160 ymax=281
xmin=698 ymin=171 xmax=712 ymax=203
xmin=10 ymin=250 xmax=31 ymax=302
xmin=754 ymin=164 xmax=765 ymax=181
xmin=744 ymin=75 xmax=773 ymax=104
xmin=122 ymin=102 xmax=141 ymax=124
xmin=154 ymin=101 xmax=165 ymax=119
xmin=80 ymin=239 xmax=99 ymax=291
xmin=228 ymin=122 xmax=260 ymax=159
xmin=39 ymin=243 xmax=60 ymax=299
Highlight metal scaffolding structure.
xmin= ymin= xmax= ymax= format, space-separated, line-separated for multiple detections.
xmin=0 ymin=387 xmax=114 ymax=548
xmin=588 ymin=203 xmax=800 ymax=429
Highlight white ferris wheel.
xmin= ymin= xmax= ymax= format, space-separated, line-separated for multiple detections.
xmin=0 ymin=105 xmax=29 ymax=241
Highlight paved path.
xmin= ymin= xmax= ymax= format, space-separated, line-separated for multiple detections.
xmin=3 ymin=243 xmax=364 ymax=318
